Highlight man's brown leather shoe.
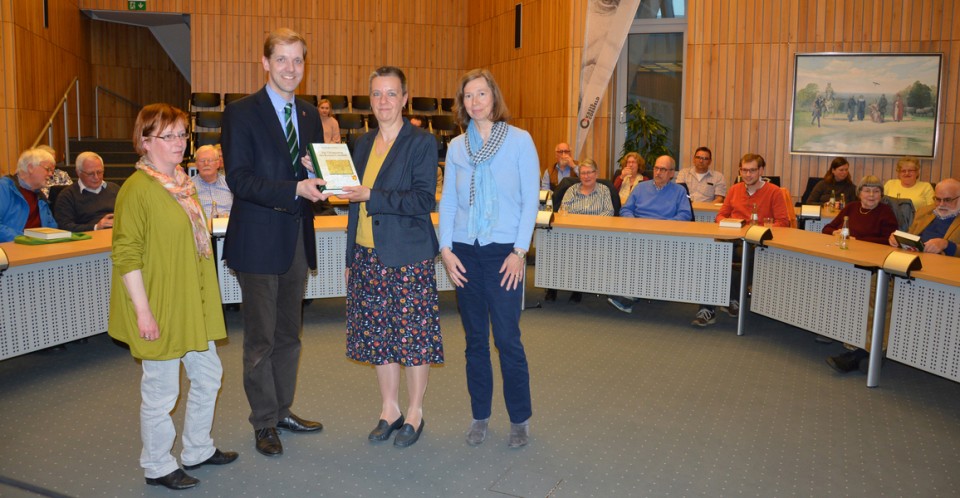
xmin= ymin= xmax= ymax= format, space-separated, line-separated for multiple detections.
xmin=255 ymin=427 xmax=283 ymax=456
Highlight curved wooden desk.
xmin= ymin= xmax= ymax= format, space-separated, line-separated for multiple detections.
xmin=535 ymin=214 xmax=745 ymax=307
xmin=0 ymin=230 xmax=114 ymax=360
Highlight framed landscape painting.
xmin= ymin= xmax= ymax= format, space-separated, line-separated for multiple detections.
xmin=789 ymin=53 xmax=943 ymax=158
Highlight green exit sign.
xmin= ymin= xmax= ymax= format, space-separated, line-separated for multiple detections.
xmin=128 ymin=1 xmax=146 ymax=10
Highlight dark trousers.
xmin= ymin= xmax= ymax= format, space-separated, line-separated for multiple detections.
xmin=453 ymin=241 xmax=532 ymax=424
xmin=236 ymin=228 xmax=309 ymax=429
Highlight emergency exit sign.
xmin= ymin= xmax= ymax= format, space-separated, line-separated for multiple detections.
xmin=128 ymin=1 xmax=146 ymax=10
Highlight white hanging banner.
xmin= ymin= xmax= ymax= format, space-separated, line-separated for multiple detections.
xmin=575 ymin=0 xmax=641 ymax=156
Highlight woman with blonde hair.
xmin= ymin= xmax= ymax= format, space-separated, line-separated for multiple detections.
xmin=884 ymin=156 xmax=934 ymax=209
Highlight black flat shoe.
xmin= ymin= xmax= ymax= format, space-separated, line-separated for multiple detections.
xmin=393 ymin=419 xmax=424 ymax=448
xmin=278 ymin=413 xmax=323 ymax=432
xmin=369 ymin=414 xmax=405 ymax=441
xmin=255 ymin=427 xmax=283 ymax=456
xmin=183 ymin=448 xmax=239 ymax=470
xmin=145 ymin=468 xmax=199 ymax=490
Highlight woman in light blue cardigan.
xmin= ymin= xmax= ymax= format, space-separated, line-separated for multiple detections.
xmin=438 ymin=68 xmax=540 ymax=449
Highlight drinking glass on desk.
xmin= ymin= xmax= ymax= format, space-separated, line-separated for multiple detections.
xmin=763 ymin=217 xmax=773 ymax=227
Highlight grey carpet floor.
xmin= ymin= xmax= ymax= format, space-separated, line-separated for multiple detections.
xmin=2 ymin=271 xmax=959 ymax=497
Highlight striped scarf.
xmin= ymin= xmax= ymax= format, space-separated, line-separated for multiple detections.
xmin=465 ymin=120 xmax=509 ymax=240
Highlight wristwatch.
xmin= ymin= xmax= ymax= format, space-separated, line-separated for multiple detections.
xmin=512 ymin=248 xmax=527 ymax=259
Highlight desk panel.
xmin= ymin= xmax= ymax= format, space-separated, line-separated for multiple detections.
xmin=751 ymin=247 xmax=872 ymax=347
xmin=888 ymin=265 xmax=960 ymax=383
xmin=535 ymin=227 xmax=732 ymax=306
xmin=0 ymin=254 xmax=111 ymax=360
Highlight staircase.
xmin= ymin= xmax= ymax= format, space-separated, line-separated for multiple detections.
xmin=68 ymin=137 xmax=139 ymax=186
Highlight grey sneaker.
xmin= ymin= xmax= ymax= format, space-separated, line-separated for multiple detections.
xmin=692 ymin=308 xmax=716 ymax=327
xmin=508 ymin=422 xmax=529 ymax=448
xmin=466 ymin=419 xmax=488 ymax=446
xmin=607 ymin=296 xmax=634 ymax=314
xmin=722 ymin=299 xmax=740 ymax=317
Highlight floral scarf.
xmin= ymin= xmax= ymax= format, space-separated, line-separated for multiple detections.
xmin=135 ymin=157 xmax=211 ymax=258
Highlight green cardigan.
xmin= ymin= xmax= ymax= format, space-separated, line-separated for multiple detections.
xmin=108 ymin=170 xmax=226 ymax=360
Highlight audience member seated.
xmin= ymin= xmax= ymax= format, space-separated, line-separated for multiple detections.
xmin=318 ymin=98 xmax=341 ymax=144
xmin=884 ymin=156 xmax=934 ymax=210
xmin=806 ymin=156 xmax=857 ymax=205
xmin=689 ymin=153 xmax=789 ymax=327
xmin=544 ymin=159 xmax=614 ymax=303
xmin=53 ymin=151 xmax=119 ymax=232
xmin=540 ymin=142 xmax=577 ymax=192
xmin=192 ymin=145 xmax=233 ymax=217
xmin=675 ymin=146 xmax=726 ymax=202
xmin=828 ymin=178 xmax=960 ymax=374
xmin=619 ymin=155 xmax=691 ymax=221
xmin=820 ymin=175 xmax=898 ymax=244
xmin=614 ymin=152 xmax=645 ymax=205
xmin=0 ymin=147 xmax=58 ymax=242
xmin=887 ymin=178 xmax=960 ymax=257
xmin=607 ymin=155 xmax=690 ymax=313
xmin=36 ymin=144 xmax=73 ymax=198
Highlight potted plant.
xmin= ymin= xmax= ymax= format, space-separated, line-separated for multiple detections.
xmin=619 ymin=100 xmax=671 ymax=167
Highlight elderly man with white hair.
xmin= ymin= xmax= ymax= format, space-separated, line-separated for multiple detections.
xmin=192 ymin=145 xmax=233 ymax=217
xmin=0 ymin=147 xmax=58 ymax=242
xmin=53 ymin=151 xmax=120 ymax=232
xmin=888 ymin=177 xmax=960 ymax=257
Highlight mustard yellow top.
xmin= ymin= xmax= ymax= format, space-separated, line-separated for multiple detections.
xmin=355 ymin=141 xmax=394 ymax=248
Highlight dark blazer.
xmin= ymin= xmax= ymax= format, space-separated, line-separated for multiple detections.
xmin=222 ymin=87 xmax=323 ymax=273
xmin=346 ymin=120 xmax=439 ymax=267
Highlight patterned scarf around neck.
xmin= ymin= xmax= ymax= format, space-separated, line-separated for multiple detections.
xmin=465 ymin=120 xmax=509 ymax=240
xmin=135 ymin=157 xmax=212 ymax=258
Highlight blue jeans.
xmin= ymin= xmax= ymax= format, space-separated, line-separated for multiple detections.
xmin=453 ymin=241 xmax=532 ymax=423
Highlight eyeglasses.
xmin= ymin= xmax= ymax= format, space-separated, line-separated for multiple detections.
xmin=694 ymin=155 xmax=711 ymax=161
xmin=934 ymin=196 xmax=959 ymax=204
xmin=197 ymin=159 xmax=221 ymax=165
xmin=149 ymin=132 xmax=189 ymax=142
xmin=652 ymin=167 xmax=673 ymax=173
xmin=740 ymin=167 xmax=760 ymax=173
xmin=555 ymin=149 xmax=571 ymax=154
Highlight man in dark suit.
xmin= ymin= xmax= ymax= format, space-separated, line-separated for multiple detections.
xmin=221 ymin=28 xmax=328 ymax=457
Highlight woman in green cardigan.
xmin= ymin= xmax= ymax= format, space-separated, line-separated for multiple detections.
xmin=109 ymin=103 xmax=236 ymax=490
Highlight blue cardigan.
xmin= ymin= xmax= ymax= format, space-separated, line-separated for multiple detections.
xmin=0 ymin=175 xmax=57 ymax=242
xmin=438 ymin=125 xmax=540 ymax=251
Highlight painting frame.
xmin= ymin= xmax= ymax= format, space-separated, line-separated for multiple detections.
xmin=789 ymin=52 xmax=943 ymax=159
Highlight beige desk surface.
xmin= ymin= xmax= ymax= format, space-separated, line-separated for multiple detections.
xmin=762 ymin=227 xmax=895 ymax=267
xmin=1 ymin=230 xmax=113 ymax=268
xmin=692 ymin=202 xmax=840 ymax=219
xmin=551 ymin=213 xmax=747 ymax=239
xmin=912 ymin=252 xmax=960 ymax=287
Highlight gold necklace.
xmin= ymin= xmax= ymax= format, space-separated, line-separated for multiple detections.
xmin=858 ymin=205 xmax=874 ymax=214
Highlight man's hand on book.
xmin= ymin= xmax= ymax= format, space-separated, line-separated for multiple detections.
xmin=297 ymin=178 xmax=329 ymax=202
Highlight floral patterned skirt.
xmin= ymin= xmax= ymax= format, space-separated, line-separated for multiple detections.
xmin=346 ymin=246 xmax=444 ymax=366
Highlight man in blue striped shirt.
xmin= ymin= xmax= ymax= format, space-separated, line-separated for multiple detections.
xmin=193 ymin=145 xmax=233 ymax=218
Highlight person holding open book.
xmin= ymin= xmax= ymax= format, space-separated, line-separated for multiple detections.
xmin=887 ymin=178 xmax=960 ymax=257
xmin=337 ymin=66 xmax=442 ymax=448
xmin=820 ymin=176 xmax=898 ymax=245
